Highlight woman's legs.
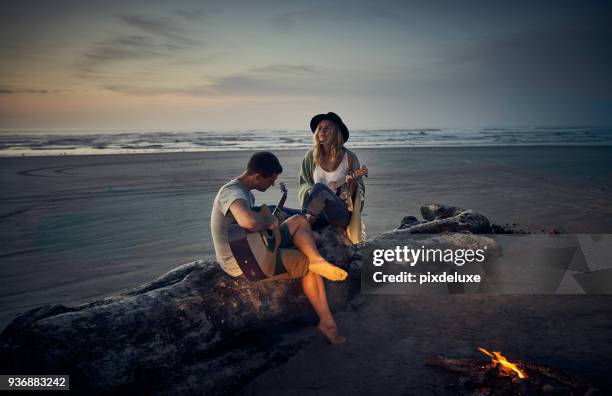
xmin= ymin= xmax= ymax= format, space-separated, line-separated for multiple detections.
xmin=281 ymin=214 xmax=347 ymax=344
xmin=301 ymin=271 xmax=346 ymax=344
xmin=303 ymin=183 xmax=351 ymax=229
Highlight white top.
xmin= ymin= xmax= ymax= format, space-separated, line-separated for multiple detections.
xmin=313 ymin=153 xmax=349 ymax=191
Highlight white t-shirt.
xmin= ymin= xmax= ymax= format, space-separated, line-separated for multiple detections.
xmin=313 ymin=153 xmax=349 ymax=191
xmin=210 ymin=179 xmax=255 ymax=276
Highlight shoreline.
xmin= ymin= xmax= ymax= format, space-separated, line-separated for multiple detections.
xmin=1 ymin=143 xmax=612 ymax=158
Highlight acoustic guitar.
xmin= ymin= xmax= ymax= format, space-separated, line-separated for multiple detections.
xmin=335 ymin=165 xmax=368 ymax=203
xmin=338 ymin=166 xmax=368 ymax=244
xmin=227 ymin=182 xmax=287 ymax=281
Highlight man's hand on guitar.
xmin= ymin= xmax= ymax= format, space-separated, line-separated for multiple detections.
xmin=258 ymin=204 xmax=279 ymax=231
xmin=267 ymin=215 xmax=279 ymax=230
xmin=229 ymin=200 xmax=279 ymax=232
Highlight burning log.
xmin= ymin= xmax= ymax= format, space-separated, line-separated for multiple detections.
xmin=425 ymin=355 xmax=489 ymax=377
xmin=426 ymin=349 xmax=597 ymax=396
xmin=520 ymin=361 xmax=588 ymax=391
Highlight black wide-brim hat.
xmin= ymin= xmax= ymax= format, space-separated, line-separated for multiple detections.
xmin=310 ymin=112 xmax=349 ymax=142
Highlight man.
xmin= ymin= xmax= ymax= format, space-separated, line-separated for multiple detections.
xmin=211 ymin=151 xmax=347 ymax=344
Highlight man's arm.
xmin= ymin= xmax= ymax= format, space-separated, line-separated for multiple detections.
xmin=229 ymin=199 xmax=278 ymax=232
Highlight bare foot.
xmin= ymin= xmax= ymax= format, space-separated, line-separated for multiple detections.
xmin=309 ymin=259 xmax=348 ymax=281
xmin=318 ymin=323 xmax=346 ymax=344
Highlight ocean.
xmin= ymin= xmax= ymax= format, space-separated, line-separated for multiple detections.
xmin=1 ymin=127 xmax=612 ymax=156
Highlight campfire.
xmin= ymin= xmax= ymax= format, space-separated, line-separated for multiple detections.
xmin=426 ymin=347 xmax=597 ymax=395
xmin=478 ymin=347 xmax=527 ymax=379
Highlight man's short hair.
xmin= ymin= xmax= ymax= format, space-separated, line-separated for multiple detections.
xmin=247 ymin=151 xmax=283 ymax=177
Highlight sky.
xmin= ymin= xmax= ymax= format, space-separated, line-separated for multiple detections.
xmin=1 ymin=0 xmax=611 ymax=132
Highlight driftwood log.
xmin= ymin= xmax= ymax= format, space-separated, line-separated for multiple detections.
xmin=395 ymin=204 xmax=491 ymax=234
xmin=0 ymin=204 xmax=498 ymax=395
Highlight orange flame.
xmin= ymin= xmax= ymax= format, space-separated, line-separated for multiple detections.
xmin=478 ymin=347 xmax=528 ymax=379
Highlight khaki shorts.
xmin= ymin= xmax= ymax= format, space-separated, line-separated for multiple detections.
xmin=265 ymin=223 xmax=309 ymax=281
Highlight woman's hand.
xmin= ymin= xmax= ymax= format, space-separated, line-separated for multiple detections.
xmin=345 ymin=165 xmax=368 ymax=184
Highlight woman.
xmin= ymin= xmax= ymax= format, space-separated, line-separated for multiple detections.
xmin=298 ymin=112 xmax=366 ymax=241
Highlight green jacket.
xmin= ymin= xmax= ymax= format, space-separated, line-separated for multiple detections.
xmin=298 ymin=147 xmax=366 ymax=208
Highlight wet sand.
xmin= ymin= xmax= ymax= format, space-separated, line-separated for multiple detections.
xmin=1 ymin=146 xmax=612 ymax=329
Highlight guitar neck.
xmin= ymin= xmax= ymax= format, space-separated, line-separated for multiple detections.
xmin=272 ymin=193 xmax=287 ymax=215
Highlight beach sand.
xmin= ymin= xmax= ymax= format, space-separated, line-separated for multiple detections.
xmin=241 ymin=294 xmax=612 ymax=394
xmin=1 ymin=146 xmax=611 ymax=327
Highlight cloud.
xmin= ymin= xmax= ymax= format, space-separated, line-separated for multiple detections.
xmin=83 ymin=36 xmax=163 ymax=63
xmin=435 ymin=27 xmax=612 ymax=99
xmin=249 ymin=64 xmax=319 ymax=74
xmin=119 ymin=15 xmax=197 ymax=46
xmin=173 ymin=7 xmax=213 ymax=21
xmin=102 ymin=63 xmax=328 ymax=97
xmin=77 ymin=35 xmax=169 ymax=75
xmin=205 ymin=64 xmax=331 ymax=96
xmin=77 ymin=14 xmax=200 ymax=76
xmin=271 ymin=3 xmax=396 ymax=32
xmin=0 ymin=87 xmax=49 ymax=94
xmin=103 ymin=84 xmax=204 ymax=96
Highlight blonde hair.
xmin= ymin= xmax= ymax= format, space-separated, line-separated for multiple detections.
xmin=312 ymin=121 xmax=345 ymax=169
